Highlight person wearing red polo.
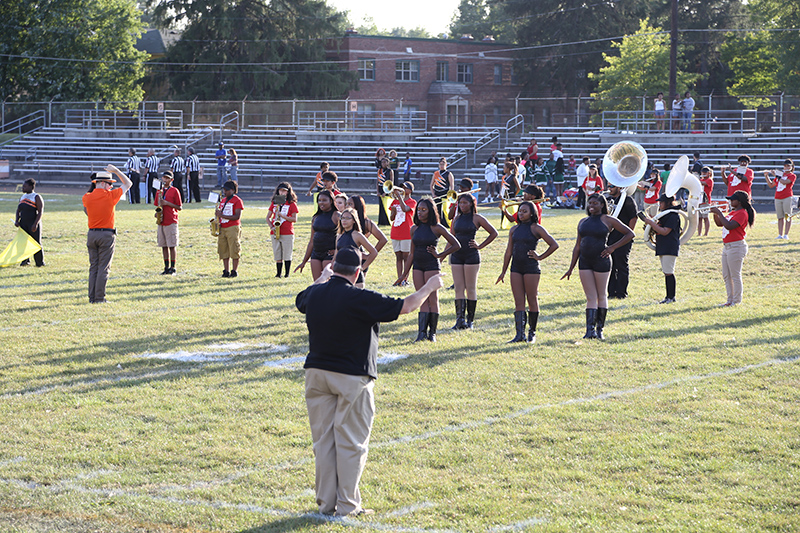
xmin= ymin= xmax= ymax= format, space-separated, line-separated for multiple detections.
xmin=710 ymin=191 xmax=756 ymax=306
xmin=720 ymin=154 xmax=754 ymax=197
xmin=765 ymin=158 xmax=797 ymax=240
xmin=155 ymin=170 xmax=182 ymax=275
xmin=697 ymin=166 xmax=715 ymax=237
xmin=82 ymin=165 xmax=132 ymax=303
xmin=216 ymin=180 xmax=244 ymax=278
xmin=641 ymin=169 xmax=662 ymax=217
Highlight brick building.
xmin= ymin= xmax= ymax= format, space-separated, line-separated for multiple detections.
xmin=328 ymin=33 xmax=522 ymax=127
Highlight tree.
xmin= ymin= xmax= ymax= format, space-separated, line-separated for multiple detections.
xmin=352 ymin=17 xmax=432 ymax=39
xmin=589 ymin=19 xmax=701 ymax=111
xmin=503 ymin=0 xmax=652 ymax=95
xmin=0 ymin=0 xmax=147 ymax=103
xmin=720 ymin=32 xmax=780 ymax=108
xmin=147 ymin=0 xmax=356 ymax=100
xmin=448 ymin=0 xmax=512 ymax=42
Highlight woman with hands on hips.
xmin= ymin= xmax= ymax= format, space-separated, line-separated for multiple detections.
xmin=396 ymin=198 xmax=460 ymax=342
xmin=561 ymin=193 xmax=634 ymax=340
xmin=496 ymin=201 xmax=558 ymax=344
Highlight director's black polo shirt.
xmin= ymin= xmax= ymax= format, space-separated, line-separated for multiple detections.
xmin=296 ymin=275 xmax=403 ymax=380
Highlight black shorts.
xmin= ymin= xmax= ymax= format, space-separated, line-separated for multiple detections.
xmin=511 ymin=258 xmax=541 ymax=275
xmin=413 ymin=260 xmax=440 ymax=273
xmin=450 ymin=249 xmax=480 ymax=265
xmin=311 ymin=249 xmax=334 ymax=261
xmin=579 ymin=254 xmax=611 ymax=273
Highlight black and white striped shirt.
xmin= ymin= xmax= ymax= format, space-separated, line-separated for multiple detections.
xmin=171 ymin=156 xmax=185 ymax=173
xmin=125 ymin=155 xmax=141 ymax=174
xmin=145 ymin=155 xmax=160 ymax=174
xmin=186 ymin=154 xmax=200 ymax=173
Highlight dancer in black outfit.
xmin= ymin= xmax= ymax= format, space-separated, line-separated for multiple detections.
xmin=296 ymin=190 xmax=340 ymax=280
xmin=497 ymin=202 xmax=559 ymax=343
xmin=562 ymin=193 xmax=634 ymax=340
xmin=449 ymin=193 xmax=498 ymax=329
xmin=334 ymin=207 xmax=379 ymax=288
xmin=396 ymin=199 xmax=460 ymax=342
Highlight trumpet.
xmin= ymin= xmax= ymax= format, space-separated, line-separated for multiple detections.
xmin=382 ymin=180 xmax=395 ymax=195
xmin=695 ymin=199 xmax=730 ymax=214
xmin=155 ymin=206 xmax=163 ymax=225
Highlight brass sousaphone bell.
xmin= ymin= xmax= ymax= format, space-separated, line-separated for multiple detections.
xmin=602 ymin=141 xmax=648 ymax=219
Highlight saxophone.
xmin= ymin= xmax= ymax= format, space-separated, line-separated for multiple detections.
xmin=155 ymin=206 xmax=163 ymax=225
xmin=271 ymin=194 xmax=286 ymax=240
xmin=210 ymin=216 xmax=220 ymax=237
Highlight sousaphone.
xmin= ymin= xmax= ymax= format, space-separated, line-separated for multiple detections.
xmin=642 ymin=155 xmax=704 ymax=250
xmin=602 ymin=141 xmax=647 ymax=218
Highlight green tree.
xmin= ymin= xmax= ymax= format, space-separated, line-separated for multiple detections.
xmin=448 ymin=0 xmax=512 ymax=42
xmin=352 ymin=17 xmax=432 ymax=39
xmin=147 ymin=0 xmax=356 ymax=100
xmin=720 ymin=32 xmax=780 ymax=108
xmin=590 ymin=19 xmax=701 ymax=111
xmin=0 ymin=0 xmax=147 ymax=103
xmin=503 ymin=0 xmax=652 ymax=95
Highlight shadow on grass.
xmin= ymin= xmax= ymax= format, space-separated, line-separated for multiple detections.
xmin=237 ymin=514 xmax=337 ymax=533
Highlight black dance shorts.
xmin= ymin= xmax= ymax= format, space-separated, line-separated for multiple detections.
xmin=511 ymin=258 xmax=541 ymax=275
xmin=579 ymin=254 xmax=612 ymax=273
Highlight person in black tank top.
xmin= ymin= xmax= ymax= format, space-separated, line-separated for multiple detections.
xmin=397 ymin=198 xmax=461 ymax=342
xmin=562 ymin=193 xmax=634 ymax=340
xmin=497 ymin=202 xmax=559 ymax=343
xmin=335 ymin=207 xmax=379 ymax=288
xmin=449 ymin=194 xmax=498 ymax=329
xmin=296 ymin=190 xmax=340 ymax=281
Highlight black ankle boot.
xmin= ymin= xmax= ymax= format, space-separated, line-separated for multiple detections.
xmin=595 ymin=308 xmax=607 ymax=340
xmin=465 ymin=299 xmax=476 ymax=329
xmin=527 ymin=311 xmax=539 ymax=343
xmin=451 ymin=299 xmax=467 ymax=329
xmin=428 ymin=313 xmax=439 ymax=341
xmin=414 ymin=312 xmax=429 ymax=342
xmin=509 ymin=311 xmax=527 ymax=343
xmin=584 ymin=309 xmax=597 ymax=339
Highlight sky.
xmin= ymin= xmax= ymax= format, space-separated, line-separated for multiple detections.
xmin=327 ymin=0 xmax=462 ymax=37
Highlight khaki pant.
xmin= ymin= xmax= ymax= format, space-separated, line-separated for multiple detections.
xmin=87 ymin=230 xmax=115 ymax=302
xmin=305 ymin=368 xmax=374 ymax=516
xmin=271 ymin=234 xmax=294 ymax=262
xmin=721 ymin=240 xmax=748 ymax=305
xmin=217 ymin=225 xmax=241 ymax=259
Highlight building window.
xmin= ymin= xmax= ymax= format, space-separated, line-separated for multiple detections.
xmin=395 ymin=104 xmax=420 ymax=115
xmin=493 ymin=64 xmax=502 ymax=85
xmin=395 ymin=60 xmax=420 ymax=82
xmin=358 ymin=59 xmax=375 ymax=81
xmin=510 ymin=65 xmax=518 ymax=85
xmin=457 ymin=63 xmax=473 ymax=84
xmin=436 ymin=62 xmax=449 ymax=82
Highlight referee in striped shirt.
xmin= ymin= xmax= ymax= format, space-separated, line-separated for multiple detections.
xmin=170 ymin=147 xmax=185 ymax=203
xmin=125 ymin=148 xmax=142 ymax=204
xmin=144 ymin=149 xmax=160 ymax=204
xmin=186 ymin=147 xmax=201 ymax=203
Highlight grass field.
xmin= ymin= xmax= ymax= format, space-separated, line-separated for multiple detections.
xmin=0 ymin=191 xmax=797 ymax=532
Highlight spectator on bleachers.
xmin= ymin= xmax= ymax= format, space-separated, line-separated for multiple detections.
xmin=527 ymin=139 xmax=538 ymax=163
xmin=215 ymin=141 xmax=226 ymax=188
xmin=402 ymin=153 xmax=413 ymax=181
xmin=552 ymin=148 xmax=565 ymax=200
xmin=682 ymin=91 xmax=695 ymax=131
xmin=567 ymin=155 xmax=576 ymax=181
xmin=654 ymin=92 xmax=666 ymax=131
xmin=388 ymin=150 xmax=399 ymax=172
xmin=550 ymin=136 xmax=558 ymax=151
xmin=671 ymin=94 xmax=682 ymax=132
xmin=227 ymin=148 xmax=238 ymax=182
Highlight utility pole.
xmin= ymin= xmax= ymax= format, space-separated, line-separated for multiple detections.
xmin=669 ymin=0 xmax=677 ymax=100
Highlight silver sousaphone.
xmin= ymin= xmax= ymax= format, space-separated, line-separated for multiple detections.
xmin=602 ymin=141 xmax=647 ymax=218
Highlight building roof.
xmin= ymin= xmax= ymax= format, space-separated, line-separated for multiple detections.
xmin=428 ymin=82 xmax=473 ymax=96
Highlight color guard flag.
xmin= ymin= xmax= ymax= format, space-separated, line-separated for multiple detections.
xmin=0 ymin=228 xmax=42 ymax=267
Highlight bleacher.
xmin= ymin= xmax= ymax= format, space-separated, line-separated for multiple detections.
xmin=2 ymin=121 xmax=798 ymax=204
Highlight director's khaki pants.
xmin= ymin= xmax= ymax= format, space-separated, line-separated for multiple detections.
xmin=305 ymin=368 xmax=374 ymax=516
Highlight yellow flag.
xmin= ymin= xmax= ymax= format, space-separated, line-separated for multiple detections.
xmin=0 ymin=228 xmax=42 ymax=267
xmin=380 ymin=194 xmax=393 ymax=221
xmin=500 ymin=204 xmax=518 ymax=230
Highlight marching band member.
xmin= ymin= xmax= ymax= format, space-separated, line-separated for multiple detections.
xmin=606 ymin=184 xmax=638 ymax=300
xmin=765 ymin=158 xmax=796 ymax=240
xmin=321 ymin=171 xmax=342 ymax=197
xmin=268 ymin=182 xmax=299 ymax=278
xmin=499 ymin=160 xmax=520 ymax=199
xmin=396 ymin=198 xmax=461 ymax=342
xmin=641 ymin=169 xmax=662 ymax=217
xmin=561 ymin=193 xmax=634 ymax=340
xmin=430 ymin=157 xmax=455 ymax=226
xmin=720 ymin=155 xmax=754 ymax=197
xmin=335 ymin=207 xmax=379 ymax=289
xmin=216 ymin=180 xmax=244 ymax=278
xmin=306 ymin=162 xmax=329 ymax=196
xmin=155 ymin=171 xmax=182 ymax=275
xmin=377 ymin=157 xmax=393 ymax=226
xmin=639 ymin=195 xmax=682 ymax=304
xmin=502 ymin=185 xmax=544 ymax=225
xmin=582 ymin=163 xmax=605 ymax=196
xmin=296 ymin=190 xmax=339 ymax=280
xmin=449 ymin=191 xmax=498 ymax=329
xmin=389 ymin=182 xmax=416 ymax=285
xmin=15 ymin=178 xmax=45 ymax=267
xmin=697 ymin=166 xmax=715 ymax=237
xmin=710 ymin=191 xmax=756 ymax=306
xmin=347 ymin=195 xmax=388 ymax=257
xmin=496 ymin=201 xmax=558 ymax=343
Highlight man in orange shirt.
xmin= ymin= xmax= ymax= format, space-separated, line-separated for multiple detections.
xmin=82 ymin=165 xmax=132 ymax=303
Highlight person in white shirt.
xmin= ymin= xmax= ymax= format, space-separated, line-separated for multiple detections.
xmin=575 ymin=156 xmax=590 ymax=209
xmin=483 ymin=156 xmax=498 ymax=202
xmin=682 ymin=91 xmax=695 ymax=131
